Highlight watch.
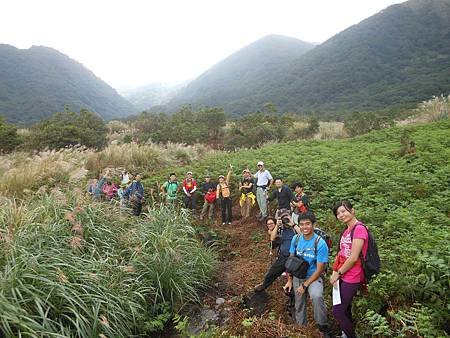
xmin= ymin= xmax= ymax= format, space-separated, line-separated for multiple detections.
xmin=338 ymin=270 xmax=344 ymax=276
xmin=301 ymin=282 xmax=308 ymax=290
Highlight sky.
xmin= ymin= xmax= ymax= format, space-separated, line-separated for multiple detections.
xmin=0 ymin=0 xmax=406 ymax=90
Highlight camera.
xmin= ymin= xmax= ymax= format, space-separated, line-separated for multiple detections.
xmin=276 ymin=209 xmax=292 ymax=227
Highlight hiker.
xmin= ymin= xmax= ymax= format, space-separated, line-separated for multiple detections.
xmin=86 ymin=178 xmax=98 ymax=195
xmin=93 ymin=169 xmax=109 ymax=199
xmin=329 ymin=201 xmax=369 ymax=338
xmin=254 ymin=210 xmax=300 ymax=292
xmin=117 ymin=183 xmax=127 ymax=208
xmin=182 ymin=171 xmax=197 ymax=212
xmin=268 ymin=177 xmax=294 ymax=214
xmin=102 ymin=180 xmax=118 ymax=200
xmin=161 ymin=173 xmax=180 ymax=203
xmin=291 ymin=182 xmax=310 ymax=225
xmin=120 ymin=171 xmax=130 ymax=185
xmin=239 ymin=169 xmax=256 ymax=219
xmin=123 ymin=174 xmax=144 ymax=216
xmin=285 ymin=211 xmax=330 ymax=336
xmin=254 ymin=161 xmax=273 ymax=221
xmin=216 ymin=165 xmax=233 ymax=225
xmin=200 ymin=174 xmax=216 ymax=221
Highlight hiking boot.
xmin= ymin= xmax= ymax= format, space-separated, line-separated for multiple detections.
xmin=222 ymin=222 xmax=226 ymax=226
xmin=254 ymin=283 xmax=265 ymax=292
xmin=227 ymin=222 xmax=232 ymax=225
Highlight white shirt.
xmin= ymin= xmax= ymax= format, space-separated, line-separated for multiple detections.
xmin=254 ymin=170 xmax=273 ymax=186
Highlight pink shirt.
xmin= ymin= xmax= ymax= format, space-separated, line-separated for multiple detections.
xmin=339 ymin=222 xmax=369 ymax=283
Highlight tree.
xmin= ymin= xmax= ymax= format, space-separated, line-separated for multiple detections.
xmin=196 ymin=107 xmax=226 ymax=142
xmin=0 ymin=116 xmax=21 ymax=152
xmin=26 ymin=109 xmax=108 ymax=150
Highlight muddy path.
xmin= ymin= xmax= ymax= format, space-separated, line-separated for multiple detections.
xmin=187 ymin=203 xmax=334 ymax=337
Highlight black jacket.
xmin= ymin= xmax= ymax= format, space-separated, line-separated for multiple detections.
xmin=269 ymin=185 xmax=294 ymax=209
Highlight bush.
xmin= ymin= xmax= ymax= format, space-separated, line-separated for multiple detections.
xmin=25 ymin=109 xmax=108 ymax=150
xmin=344 ymin=111 xmax=394 ymax=136
xmin=0 ymin=117 xmax=21 ymax=153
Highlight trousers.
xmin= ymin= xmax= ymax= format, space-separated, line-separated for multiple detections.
xmin=292 ymin=277 xmax=328 ymax=327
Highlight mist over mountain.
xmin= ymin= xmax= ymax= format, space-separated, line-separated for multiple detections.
xmin=0 ymin=45 xmax=137 ymax=124
xmin=166 ymin=0 xmax=450 ymax=116
xmin=121 ymin=82 xmax=186 ymax=112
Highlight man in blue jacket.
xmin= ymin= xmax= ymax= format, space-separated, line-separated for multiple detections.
xmin=124 ymin=174 xmax=144 ymax=216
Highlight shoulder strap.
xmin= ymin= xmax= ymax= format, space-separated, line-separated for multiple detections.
xmin=314 ymin=234 xmax=320 ymax=257
xmin=350 ymin=222 xmax=368 ymax=261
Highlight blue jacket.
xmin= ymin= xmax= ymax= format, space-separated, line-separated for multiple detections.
xmin=93 ymin=176 xmax=107 ymax=198
xmin=124 ymin=181 xmax=144 ymax=199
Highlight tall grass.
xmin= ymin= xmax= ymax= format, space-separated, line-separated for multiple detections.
xmin=416 ymin=94 xmax=450 ymax=122
xmin=0 ymin=147 xmax=91 ymax=198
xmin=0 ymin=193 xmax=216 ymax=336
xmin=85 ymin=142 xmax=218 ymax=175
xmin=315 ymin=121 xmax=347 ymax=139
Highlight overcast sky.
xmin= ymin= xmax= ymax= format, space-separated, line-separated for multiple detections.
xmin=0 ymin=0 xmax=406 ymax=89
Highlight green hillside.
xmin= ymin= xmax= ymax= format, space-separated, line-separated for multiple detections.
xmin=166 ymin=34 xmax=315 ymax=114
xmin=166 ymin=0 xmax=450 ymax=117
xmin=146 ymin=120 xmax=450 ymax=336
xmin=0 ymin=45 xmax=137 ymax=124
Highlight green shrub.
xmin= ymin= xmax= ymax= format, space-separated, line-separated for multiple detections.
xmin=0 ymin=117 xmax=21 ymax=152
xmin=24 ymin=109 xmax=108 ymax=150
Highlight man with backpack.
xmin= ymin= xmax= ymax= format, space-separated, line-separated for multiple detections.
xmin=182 ymin=171 xmax=197 ymax=213
xmin=285 ymin=211 xmax=331 ymax=337
xmin=239 ymin=169 xmax=256 ymax=219
xmin=254 ymin=210 xmax=300 ymax=292
xmin=200 ymin=174 xmax=216 ymax=221
xmin=291 ymin=182 xmax=310 ymax=225
xmin=254 ymin=161 xmax=273 ymax=221
xmin=123 ymin=174 xmax=144 ymax=216
xmin=161 ymin=173 xmax=180 ymax=204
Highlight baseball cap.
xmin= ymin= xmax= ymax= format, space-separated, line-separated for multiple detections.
xmin=257 ymin=161 xmax=264 ymax=166
xmin=186 ymin=171 xmax=193 ymax=175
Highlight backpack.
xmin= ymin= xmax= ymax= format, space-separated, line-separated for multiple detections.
xmin=166 ymin=181 xmax=178 ymax=197
xmin=314 ymin=228 xmax=332 ymax=254
xmin=205 ymin=190 xmax=217 ymax=203
xmin=291 ymin=231 xmax=330 ymax=273
xmin=183 ymin=178 xmax=196 ymax=193
xmin=339 ymin=222 xmax=381 ymax=282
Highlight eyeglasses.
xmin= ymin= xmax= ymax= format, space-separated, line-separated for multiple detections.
xmin=257 ymin=165 xmax=263 ymax=167
xmin=266 ymin=221 xmax=275 ymax=225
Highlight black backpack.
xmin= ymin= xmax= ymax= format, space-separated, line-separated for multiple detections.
xmin=339 ymin=222 xmax=381 ymax=282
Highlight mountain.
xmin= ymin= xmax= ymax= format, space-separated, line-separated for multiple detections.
xmin=121 ymin=82 xmax=186 ymax=112
xmin=165 ymin=35 xmax=315 ymax=114
xmin=167 ymin=0 xmax=450 ymax=116
xmin=0 ymin=45 xmax=137 ymax=124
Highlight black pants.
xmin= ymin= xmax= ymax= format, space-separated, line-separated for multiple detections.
xmin=132 ymin=200 xmax=143 ymax=216
xmin=262 ymin=255 xmax=288 ymax=289
xmin=221 ymin=197 xmax=232 ymax=223
xmin=184 ymin=194 xmax=196 ymax=210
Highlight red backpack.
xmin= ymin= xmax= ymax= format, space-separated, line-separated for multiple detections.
xmin=205 ymin=190 xmax=217 ymax=203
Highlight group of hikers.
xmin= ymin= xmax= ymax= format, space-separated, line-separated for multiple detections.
xmin=252 ymin=200 xmax=377 ymax=338
xmin=86 ymin=161 xmax=378 ymax=338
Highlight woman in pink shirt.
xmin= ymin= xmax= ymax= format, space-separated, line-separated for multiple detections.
xmin=329 ymin=200 xmax=368 ymax=338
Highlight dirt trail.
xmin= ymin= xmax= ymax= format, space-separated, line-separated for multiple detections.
xmin=193 ymin=203 xmax=328 ymax=337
